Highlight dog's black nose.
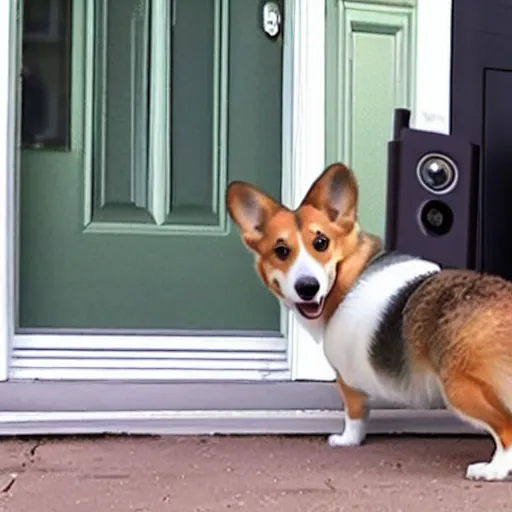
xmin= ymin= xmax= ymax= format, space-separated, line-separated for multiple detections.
xmin=294 ymin=277 xmax=320 ymax=301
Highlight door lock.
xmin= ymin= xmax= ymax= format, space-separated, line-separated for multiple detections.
xmin=262 ymin=1 xmax=282 ymax=38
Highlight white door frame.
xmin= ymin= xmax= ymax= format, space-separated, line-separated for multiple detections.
xmin=0 ymin=0 xmax=16 ymax=383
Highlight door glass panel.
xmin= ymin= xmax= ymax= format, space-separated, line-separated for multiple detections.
xmin=21 ymin=0 xmax=71 ymax=149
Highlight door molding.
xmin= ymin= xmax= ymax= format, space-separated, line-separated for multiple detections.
xmin=83 ymin=0 xmax=230 ymax=236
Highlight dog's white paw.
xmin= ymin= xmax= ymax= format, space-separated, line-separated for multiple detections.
xmin=465 ymin=461 xmax=510 ymax=481
xmin=328 ymin=418 xmax=366 ymax=447
xmin=465 ymin=447 xmax=512 ymax=481
xmin=328 ymin=433 xmax=363 ymax=447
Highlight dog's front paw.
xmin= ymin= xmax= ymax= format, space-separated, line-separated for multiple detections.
xmin=327 ymin=418 xmax=366 ymax=447
xmin=465 ymin=461 xmax=510 ymax=481
xmin=328 ymin=433 xmax=363 ymax=447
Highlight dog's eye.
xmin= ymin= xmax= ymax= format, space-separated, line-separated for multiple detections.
xmin=313 ymin=234 xmax=329 ymax=252
xmin=274 ymin=245 xmax=290 ymax=261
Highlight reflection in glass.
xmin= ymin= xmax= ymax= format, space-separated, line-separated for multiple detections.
xmin=21 ymin=0 xmax=71 ymax=149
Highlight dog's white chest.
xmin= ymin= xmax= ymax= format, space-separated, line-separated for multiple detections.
xmin=322 ymin=257 xmax=443 ymax=407
xmin=323 ymin=288 xmax=386 ymax=399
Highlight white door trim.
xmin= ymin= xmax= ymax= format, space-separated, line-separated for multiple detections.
xmin=4 ymin=0 xmax=334 ymax=382
xmin=0 ymin=0 xmax=16 ymax=382
xmin=281 ymin=0 xmax=336 ymax=381
xmin=0 ymin=408 xmax=479 ymax=436
xmin=413 ymin=0 xmax=452 ymax=134
xmin=0 ymin=377 xmax=482 ymax=436
xmin=292 ymin=0 xmax=454 ymax=381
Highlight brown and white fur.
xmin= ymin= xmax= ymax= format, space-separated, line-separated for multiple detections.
xmin=226 ymin=162 xmax=512 ymax=481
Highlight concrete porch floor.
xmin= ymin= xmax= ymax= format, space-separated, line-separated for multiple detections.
xmin=0 ymin=434 xmax=510 ymax=511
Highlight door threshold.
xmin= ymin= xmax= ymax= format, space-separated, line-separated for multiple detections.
xmin=0 ymin=409 xmax=483 ymax=437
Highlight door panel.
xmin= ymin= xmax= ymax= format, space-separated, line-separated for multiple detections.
xmin=19 ymin=0 xmax=283 ymax=331
xmin=326 ymin=1 xmax=415 ymax=239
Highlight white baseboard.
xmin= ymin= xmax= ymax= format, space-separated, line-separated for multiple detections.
xmin=0 ymin=409 xmax=484 ymax=436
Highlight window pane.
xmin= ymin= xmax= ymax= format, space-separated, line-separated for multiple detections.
xmin=21 ymin=0 xmax=71 ymax=149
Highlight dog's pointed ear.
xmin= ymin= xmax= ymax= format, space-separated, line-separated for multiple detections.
xmin=226 ymin=181 xmax=281 ymax=250
xmin=300 ymin=163 xmax=358 ymax=234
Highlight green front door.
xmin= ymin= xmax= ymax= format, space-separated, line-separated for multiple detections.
xmin=19 ymin=0 xmax=283 ymax=331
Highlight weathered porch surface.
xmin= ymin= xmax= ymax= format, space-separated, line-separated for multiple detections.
xmin=0 ymin=435 xmax=509 ymax=511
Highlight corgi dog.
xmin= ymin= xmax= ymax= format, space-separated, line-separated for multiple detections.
xmin=226 ymin=162 xmax=512 ymax=482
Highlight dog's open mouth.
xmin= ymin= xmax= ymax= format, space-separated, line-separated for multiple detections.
xmin=296 ymin=298 xmax=325 ymax=320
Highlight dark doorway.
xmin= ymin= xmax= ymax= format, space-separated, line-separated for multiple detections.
xmin=451 ymin=0 xmax=512 ymax=281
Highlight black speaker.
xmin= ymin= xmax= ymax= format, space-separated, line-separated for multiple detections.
xmin=385 ymin=108 xmax=480 ymax=270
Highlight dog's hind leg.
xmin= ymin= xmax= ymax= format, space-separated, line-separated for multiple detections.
xmin=442 ymin=374 xmax=512 ymax=481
